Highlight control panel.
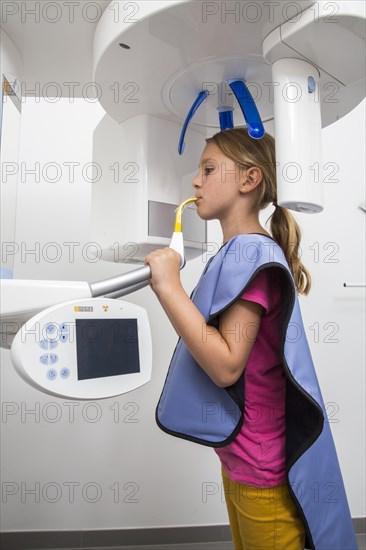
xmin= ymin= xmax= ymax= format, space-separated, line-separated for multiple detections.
xmin=11 ymin=299 xmax=152 ymax=399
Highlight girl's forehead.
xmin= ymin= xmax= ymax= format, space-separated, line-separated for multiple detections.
xmin=200 ymin=142 xmax=245 ymax=171
xmin=200 ymin=143 xmax=228 ymax=162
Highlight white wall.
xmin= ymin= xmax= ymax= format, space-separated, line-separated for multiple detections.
xmin=0 ymin=29 xmax=23 ymax=276
xmin=291 ymin=101 xmax=365 ymax=517
xmin=0 ymin=90 xmax=364 ymax=531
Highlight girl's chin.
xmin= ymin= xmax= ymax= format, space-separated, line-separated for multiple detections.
xmin=197 ymin=212 xmax=216 ymax=222
xmin=195 ymin=201 xmax=217 ymax=221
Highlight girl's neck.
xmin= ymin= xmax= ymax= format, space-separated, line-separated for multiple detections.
xmin=221 ymin=218 xmax=271 ymax=243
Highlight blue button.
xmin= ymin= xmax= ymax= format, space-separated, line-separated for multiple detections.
xmin=60 ymin=323 xmax=69 ymax=332
xmin=47 ymin=369 xmax=57 ymax=380
xmin=60 ymin=333 xmax=68 ymax=343
xmin=40 ymin=340 xmax=49 ymax=350
xmin=50 ymin=354 xmax=58 ymax=364
xmin=40 ymin=354 xmax=49 ymax=365
xmin=49 ymin=339 xmax=58 ymax=349
xmin=60 ymin=368 xmax=70 ymax=379
xmin=46 ymin=323 xmax=57 ymax=335
xmin=308 ymin=76 xmax=316 ymax=93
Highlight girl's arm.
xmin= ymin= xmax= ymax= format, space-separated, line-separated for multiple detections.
xmin=145 ymin=248 xmax=264 ymax=388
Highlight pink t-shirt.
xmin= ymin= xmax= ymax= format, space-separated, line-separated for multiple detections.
xmin=215 ymin=268 xmax=287 ymax=488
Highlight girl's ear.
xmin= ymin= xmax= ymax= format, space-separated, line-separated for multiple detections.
xmin=241 ymin=167 xmax=263 ymax=192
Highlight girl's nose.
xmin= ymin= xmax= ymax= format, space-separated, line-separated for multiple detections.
xmin=192 ymin=171 xmax=201 ymax=188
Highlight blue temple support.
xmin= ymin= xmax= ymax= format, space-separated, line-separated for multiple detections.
xmin=227 ymin=79 xmax=265 ymax=139
xmin=178 ymin=90 xmax=208 ymax=155
xmin=218 ymin=108 xmax=234 ymax=131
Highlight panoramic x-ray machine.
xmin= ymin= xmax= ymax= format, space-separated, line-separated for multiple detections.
xmin=0 ymin=0 xmax=365 ymax=399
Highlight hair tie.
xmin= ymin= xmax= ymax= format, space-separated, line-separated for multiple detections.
xmin=273 ymin=200 xmax=278 ymax=207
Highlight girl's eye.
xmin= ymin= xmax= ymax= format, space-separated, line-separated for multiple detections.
xmin=204 ymin=167 xmax=214 ymax=175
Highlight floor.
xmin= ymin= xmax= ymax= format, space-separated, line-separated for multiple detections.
xmin=47 ymin=533 xmax=366 ymax=550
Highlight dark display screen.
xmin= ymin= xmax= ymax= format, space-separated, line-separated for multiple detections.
xmin=75 ymin=319 xmax=140 ymax=380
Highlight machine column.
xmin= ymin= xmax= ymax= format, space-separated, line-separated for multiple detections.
xmin=272 ymin=58 xmax=324 ymax=213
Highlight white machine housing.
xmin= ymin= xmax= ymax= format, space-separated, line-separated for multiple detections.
xmin=270 ymin=58 xmax=323 ymax=213
xmin=93 ymin=0 xmax=365 ymax=215
xmin=92 ymin=114 xmax=207 ymax=263
xmin=11 ymin=298 xmax=152 ymax=399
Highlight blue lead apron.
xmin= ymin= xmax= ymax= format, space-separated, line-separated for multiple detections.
xmin=156 ymin=234 xmax=357 ymax=550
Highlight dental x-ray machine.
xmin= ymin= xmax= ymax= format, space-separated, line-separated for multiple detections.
xmin=1 ymin=0 xmax=365 ymax=400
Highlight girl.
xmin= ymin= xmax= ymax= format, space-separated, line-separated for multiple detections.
xmin=145 ymin=128 xmax=356 ymax=550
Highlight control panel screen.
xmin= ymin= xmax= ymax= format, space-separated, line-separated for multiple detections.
xmin=75 ymin=319 xmax=140 ymax=380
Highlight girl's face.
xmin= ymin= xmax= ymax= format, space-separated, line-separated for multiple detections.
xmin=192 ymin=142 xmax=246 ymax=222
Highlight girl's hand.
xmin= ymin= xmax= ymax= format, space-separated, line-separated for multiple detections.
xmin=144 ymin=248 xmax=182 ymax=296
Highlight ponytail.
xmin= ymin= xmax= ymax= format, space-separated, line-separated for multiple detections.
xmin=269 ymin=206 xmax=311 ymax=295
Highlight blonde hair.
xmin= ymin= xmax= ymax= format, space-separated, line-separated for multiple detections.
xmin=205 ymin=128 xmax=311 ymax=295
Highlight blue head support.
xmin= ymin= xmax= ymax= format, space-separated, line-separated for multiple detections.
xmin=178 ymin=79 xmax=265 ymax=155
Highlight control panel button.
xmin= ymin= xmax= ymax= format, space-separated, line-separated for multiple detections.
xmin=47 ymin=369 xmax=57 ymax=380
xmin=49 ymin=339 xmax=58 ymax=349
xmin=50 ymin=354 xmax=58 ymax=364
xmin=60 ymin=333 xmax=68 ymax=343
xmin=60 ymin=323 xmax=69 ymax=332
xmin=60 ymin=368 xmax=70 ymax=379
xmin=40 ymin=340 xmax=49 ymax=350
xmin=40 ymin=354 xmax=49 ymax=365
xmin=45 ymin=323 xmax=57 ymax=335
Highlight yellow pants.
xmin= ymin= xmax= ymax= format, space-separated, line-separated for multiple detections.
xmin=222 ymin=467 xmax=306 ymax=550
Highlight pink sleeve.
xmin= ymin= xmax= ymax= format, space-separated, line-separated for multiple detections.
xmin=240 ymin=269 xmax=273 ymax=315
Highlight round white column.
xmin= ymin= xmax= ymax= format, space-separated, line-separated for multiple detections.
xmin=272 ymin=57 xmax=324 ymax=213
